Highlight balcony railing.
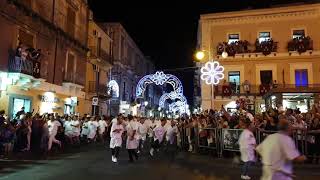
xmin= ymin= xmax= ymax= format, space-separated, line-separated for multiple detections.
xmin=8 ymin=56 xmax=41 ymax=78
xmin=217 ymin=41 xmax=250 ymax=57
xmin=63 ymin=72 xmax=85 ymax=86
xmin=288 ymin=36 xmax=313 ymax=54
xmin=89 ymin=46 xmax=113 ymax=64
xmin=214 ymin=84 xmax=320 ymax=97
xmin=88 ymin=81 xmax=110 ymax=98
xmin=255 ymin=39 xmax=278 ymax=56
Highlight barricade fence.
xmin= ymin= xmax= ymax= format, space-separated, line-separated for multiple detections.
xmin=178 ymin=127 xmax=320 ymax=160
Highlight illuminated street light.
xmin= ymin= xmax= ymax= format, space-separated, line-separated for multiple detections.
xmin=144 ymin=101 xmax=148 ymax=106
xmin=195 ymin=51 xmax=205 ymax=61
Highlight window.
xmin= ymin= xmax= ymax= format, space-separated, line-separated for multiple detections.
xmin=259 ymin=32 xmax=271 ymax=43
xmin=292 ymin=29 xmax=305 ymax=39
xmin=122 ymin=82 xmax=126 ymax=101
xmin=260 ymin=70 xmax=273 ymax=85
xmin=228 ymin=71 xmax=240 ymax=93
xmin=12 ymin=98 xmax=31 ymax=119
xmin=295 ymin=69 xmax=308 ymax=87
xmin=18 ymin=29 xmax=34 ymax=47
xmin=65 ymin=53 xmax=75 ymax=81
xmin=66 ymin=6 xmax=76 ymax=37
xmin=228 ymin=34 xmax=240 ymax=44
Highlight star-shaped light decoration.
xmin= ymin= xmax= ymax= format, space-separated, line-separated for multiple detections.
xmin=150 ymin=71 xmax=169 ymax=85
xmin=200 ymin=61 xmax=225 ymax=85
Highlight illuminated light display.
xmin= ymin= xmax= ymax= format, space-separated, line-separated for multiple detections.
xmin=159 ymin=92 xmax=187 ymax=108
xmin=169 ymin=100 xmax=187 ymax=114
xmin=107 ymin=80 xmax=119 ymax=98
xmin=200 ymin=61 xmax=225 ymax=85
xmin=136 ymin=71 xmax=183 ymax=98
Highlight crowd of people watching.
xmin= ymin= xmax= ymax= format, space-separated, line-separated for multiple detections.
xmin=1 ymin=102 xmax=320 ymax=164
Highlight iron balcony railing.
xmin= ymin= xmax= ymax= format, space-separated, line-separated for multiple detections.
xmin=8 ymin=56 xmax=41 ymax=78
xmin=88 ymin=46 xmax=113 ymax=65
xmin=88 ymin=81 xmax=108 ymax=96
xmin=214 ymin=84 xmax=320 ymax=97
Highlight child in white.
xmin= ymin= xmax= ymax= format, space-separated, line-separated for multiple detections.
xmin=239 ymin=118 xmax=256 ymax=180
xmin=48 ymin=116 xmax=61 ymax=151
xmin=110 ymin=117 xmax=124 ymax=163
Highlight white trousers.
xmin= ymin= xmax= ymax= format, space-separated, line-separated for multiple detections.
xmin=48 ymin=134 xmax=60 ymax=151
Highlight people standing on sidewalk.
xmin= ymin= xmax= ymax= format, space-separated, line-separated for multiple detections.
xmin=149 ymin=118 xmax=167 ymax=157
xmin=239 ymin=118 xmax=256 ymax=180
xmin=110 ymin=116 xmax=124 ymax=163
xmin=256 ymin=118 xmax=306 ymax=180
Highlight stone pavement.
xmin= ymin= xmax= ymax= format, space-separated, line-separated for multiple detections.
xmin=0 ymin=145 xmax=319 ymax=180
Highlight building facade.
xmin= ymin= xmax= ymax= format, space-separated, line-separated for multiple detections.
xmin=0 ymin=0 xmax=89 ymax=117
xmin=198 ymin=3 xmax=320 ymax=113
xmin=102 ymin=23 xmax=157 ymax=116
xmin=84 ymin=14 xmax=113 ymax=116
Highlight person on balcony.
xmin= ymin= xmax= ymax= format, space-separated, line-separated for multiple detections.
xmin=222 ymin=80 xmax=231 ymax=96
xmin=243 ymin=80 xmax=250 ymax=94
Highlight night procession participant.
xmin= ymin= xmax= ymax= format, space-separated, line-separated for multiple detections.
xmin=256 ymin=118 xmax=306 ymax=180
xmin=137 ymin=118 xmax=148 ymax=153
xmin=239 ymin=118 xmax=256 ymax=180
xmin=47 ymin=115 xmax=61 ymax=151
xmin=110 ymin=116 xmax=124 ymax=163
xmin=126 ymin=115 xmax=139 ymax=162
xmin=149 ymin=118 xmax=167 ymax=157
xmin=166 ymin=120 xmax=179 ymax=162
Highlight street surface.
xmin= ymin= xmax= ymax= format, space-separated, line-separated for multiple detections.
xmin=0 ymin=145 xmax=320 ymax=180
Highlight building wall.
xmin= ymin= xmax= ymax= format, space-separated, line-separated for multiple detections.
xmin=0 ymin=0 xmax=88 ymax=116
xmin=199 ymin=3 xmax=320 ymax=110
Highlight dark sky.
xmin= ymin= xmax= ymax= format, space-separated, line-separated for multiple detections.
xmin=88 ymin=0 xmax=312 ymax=105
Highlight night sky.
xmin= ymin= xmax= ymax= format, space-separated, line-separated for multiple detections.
xmin=88 ymin=0 xmax=312 ymax=105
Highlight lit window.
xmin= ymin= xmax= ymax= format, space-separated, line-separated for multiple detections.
xmin=259 ymin=32 xmax=271 ymax=43
xmin=228 ymin=34 xmax=239 ymax=44
xmin=292 ymin=29 xmax=305 ymax=39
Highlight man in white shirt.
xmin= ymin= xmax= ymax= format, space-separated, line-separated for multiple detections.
xmin=110 ymin=116 xmax=124 ymax=163
xmin=166 ymin=120 xmax=179 ymax=161
xmin=239 ymin=118 xmax=256 ymax=180
xmin=81 ymin=116 xmax=90 ymax=141
xmin=48 ymin=115 xmax=61 ymax=151
xmin=64 ymin=116 xmax=73 ymax=144
xmin=71 ymin=116 xmax=81 ymax=145
xmin=138 ymin=118 xmax=148 ymax=153
xmin=149 ymin=118 xmax=167 ymax=157
xmin=88 ymin=117 xmax=99 ymax=142
xmin=256 ymin=118 xmax=306 ymax=180
xmin=98 ymin=116 xmax=108 ymax=143
xmin=126 ymin=115 xmax=139 ymax=162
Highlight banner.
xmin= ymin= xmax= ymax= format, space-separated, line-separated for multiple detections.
xmin=222 ymin=129 xmax=242 ymax=151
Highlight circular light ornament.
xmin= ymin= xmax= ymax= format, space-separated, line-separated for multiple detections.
xmin=200 ymin=61 xmax=225 ymax=85
xmin=222 ymin=51 xmax=228 ymax=59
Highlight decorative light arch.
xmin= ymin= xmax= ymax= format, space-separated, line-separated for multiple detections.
xmin=169 ymin=100 xmax=187 ymax=114
xmin=159 ymin=92 xmax=187 ymax=109
xmin=136 ymin=71 xmax=183 ymax=98
xmin=107 ymin=80 xmax=119 ymax=98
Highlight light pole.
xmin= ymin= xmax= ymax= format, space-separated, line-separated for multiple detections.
xmin=195 ymin=49 xmax=227 ymax=110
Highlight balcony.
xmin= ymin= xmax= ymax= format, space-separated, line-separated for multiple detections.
xmin=63 ymin=72 xmax=85 ymax=87
xmin=217 ymin=41 xmax=250 ymax=57
xmin=288 ymin=36 xmax=313 ymax=54
xmin=88 ymin=81 xmax=111 ymax=100
xmin=88 ymin=46 xmax=113 ymax=70
xmin=254 ymin=39 xmax=278 ymax=56
xmin=214 ymin=84 xmax=320 ymax=98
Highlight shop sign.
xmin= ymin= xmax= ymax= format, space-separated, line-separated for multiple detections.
xmin=40 ymin=95 xmax=59 ymax=103
xmin=92 ymin=97 xmax=99 ymax=106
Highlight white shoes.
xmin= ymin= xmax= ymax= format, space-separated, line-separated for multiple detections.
xmin=241 ymin=175 xmax=251 ymax=180
xmin=149 ymin=148 xmax=154 ymax=157
xmin=112 ymin=156 xmax=117 ymax=163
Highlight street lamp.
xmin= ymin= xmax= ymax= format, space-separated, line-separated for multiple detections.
xmin=144 ymin=101 xmax=148 ymax=106
xmin=195 ymin=51 xmax=205 ymax=61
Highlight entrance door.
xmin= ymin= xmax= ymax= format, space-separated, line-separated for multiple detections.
xmin=295 ymin=69 xmax=308 ymax=87
xmin=12 ymin=98 xmax=31 ymax=118
xmin=260 ymin=70 xmax=273 ymax=85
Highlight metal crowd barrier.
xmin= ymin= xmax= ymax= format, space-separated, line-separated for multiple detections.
xmin=179 ymin=127 xmax=320 ymax=161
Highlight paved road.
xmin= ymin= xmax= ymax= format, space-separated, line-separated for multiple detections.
xmin=0 ymin=146 xmax=319 ymax=180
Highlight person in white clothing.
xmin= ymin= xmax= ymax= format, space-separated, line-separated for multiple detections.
xmin=126 ymin=115 xmax=139 ymax=162
xmin=110 ymin=116 xmax=124 ymax=163
xmin=239 ymin=118 xmax=256 ymax=180
xmin=138 ymin=118 xmax=148 ymax=153
xmin=150 ymin=118 xmax=167 ymax=157
xmin=166 ymin=120 xmax=179 ymax=161
xmin=87 ymin=117 xmax=99 ymax=142
xmin=81 ymin=117 xmax=90 ymax=142
xmin=98 ymin=116 xmax=108 ymax=143
xmin=256 ymin=118 xmax=306 ymax=180
xmin=64 ymin=116 xmax=73 ymax=144
xmin=71 ymin=116 xmax=81 ymax=145
xmin=47 ymin=115 xmax=62 ymax=151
